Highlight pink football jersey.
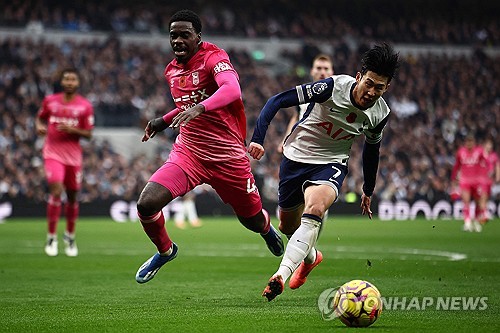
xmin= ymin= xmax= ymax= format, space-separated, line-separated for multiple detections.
xmin=483 ymin=151 xmax=499 ymax=185
xmin=38 ymin=93 xmax=94 ymax=166
xmin=164 ymin=42 xmax=247 ymax=162
xmin=452 ymin=145 xmax=486 ymax=184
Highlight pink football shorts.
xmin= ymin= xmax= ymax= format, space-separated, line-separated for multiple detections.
xmin=44 ymin=158 xmax=82 ymax=190
xmin=459 ymin=181 xmax=487 ymax=199
xmin=149 ymin=143 xmax=262 ymax=218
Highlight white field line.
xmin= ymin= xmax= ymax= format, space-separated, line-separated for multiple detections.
xmin=6 ymin=242 xmax=479 ymax=261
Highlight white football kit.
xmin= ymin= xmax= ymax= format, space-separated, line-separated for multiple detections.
xmin=282 ymin=75 xmax=390 ymax=165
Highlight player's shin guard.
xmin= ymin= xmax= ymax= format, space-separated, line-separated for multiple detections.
xmin=276 ymin=214 xmax=322 ymax=282
xmin=285 ymin=233 xmax=317 ymax=264
xmin=139 ymin=211 xmax=172 ymax=254
xmin=47 ymin=195 xmax=62 ymax=234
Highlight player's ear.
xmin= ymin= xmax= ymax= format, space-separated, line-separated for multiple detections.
xmin=197 ymin=33 xmax=202 ymax=45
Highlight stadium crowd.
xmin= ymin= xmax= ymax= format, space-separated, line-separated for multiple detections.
xmin=1 ymin=0 xmax=498 ymax=46
xmin=0 ymin=1 xmax=499 ymax=208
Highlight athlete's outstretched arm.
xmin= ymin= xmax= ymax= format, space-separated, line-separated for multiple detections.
xmin=251 ymin=78 xmax=333 ymax=147
xmin=250 ymin=89 xmax=300 ymax=147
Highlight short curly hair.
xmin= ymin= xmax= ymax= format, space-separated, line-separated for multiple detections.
xmin=169 ymin=9 xmax=202 ymax=33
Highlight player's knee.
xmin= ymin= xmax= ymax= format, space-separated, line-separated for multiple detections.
xmin=137 ymin=195 xmax=164 ymax=217
xmin=49 ymin=186 xmax=64 ymax=197
xmin=303 ymin=204 xmax=328 ymax=219
xmin=137 ymin=199 xmax=155 ymax=217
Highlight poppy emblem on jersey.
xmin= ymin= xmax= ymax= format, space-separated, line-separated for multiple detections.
xmin=179 ymin=76 xmax=187 ymax=87
xmin=346 ymin=112 xmax=357 ymax=123
xmin=192 ymin=72 xmax=199 ymax=85
xmin=312 ymin=82 xmax=327 ymax=94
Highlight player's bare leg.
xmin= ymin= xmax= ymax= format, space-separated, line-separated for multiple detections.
xmin=237 ymin=209 xmax=284 ymax=257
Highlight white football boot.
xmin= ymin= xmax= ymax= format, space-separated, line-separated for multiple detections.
xmin=44 ymin=237 xmax=58 ymax=256
xmin=63 ymin=232 xmax=78 ymax=257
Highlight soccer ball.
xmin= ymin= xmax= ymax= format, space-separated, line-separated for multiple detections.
xmin=332 ymin=279 xmax=382 ymax=327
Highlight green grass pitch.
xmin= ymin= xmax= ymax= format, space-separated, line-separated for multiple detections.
xmin=1 ymin=215 xmax=499 ymax=332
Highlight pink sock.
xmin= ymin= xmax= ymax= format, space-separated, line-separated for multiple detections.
xmin=139 ymin=211 xmax=172 ymax=254
xmin=47 ymin=195 xmax=61 ymax=234
xmin=65 ymin=202 xmax=79 ymax=235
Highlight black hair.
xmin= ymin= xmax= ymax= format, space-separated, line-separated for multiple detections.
xmin=59 ymin=68 xmax=79 ymax=81
xmin=169 ymin=9 xmax=202 ymax=33
xmin=360 ymin=43 xmax=400 ymax=82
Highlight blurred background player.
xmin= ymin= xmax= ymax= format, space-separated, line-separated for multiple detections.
xmin=35 ymin=68 xmax=94 ymax=257
xmin=249 ymin=43 xmax=400 ymax=301
xmin=451 ymin=134 xmax=487 ymax=232
xmin=135 ymin=10 xmax=283 ymax=284
xmin=280 ymin=54 xmax=335 ymax=152
xmin=478 ymin=138 xmax=500 ymax=224
xmin=173 ymin=189 xmax=203 ymax=229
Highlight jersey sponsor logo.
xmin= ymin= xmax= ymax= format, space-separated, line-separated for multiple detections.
xmin=48 ymin=115 xmax=79 ymax=127
xmin=180 ymin=102 xmax=196 ymax=111
xmin=312 ymin=82 xmax=327 ymax=94
xmin=192 ymin=71 xmax=199 ymax=85
xmin=213 ymin=61 xmax=232 ymax=74
xmin=173 ymin=89 xmax=209 ymax=104
xmin=316 ymin=121 xmax=356 ymax=141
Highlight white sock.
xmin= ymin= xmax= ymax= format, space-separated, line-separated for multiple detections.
xmin=286 ymin=233 xmax=317 ymax=264
xmin=275 ymin=215 xmax=322 ymax=282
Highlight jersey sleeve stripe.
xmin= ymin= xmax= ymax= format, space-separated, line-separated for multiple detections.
xmin=296 ymin=85 xmax=305 ymax=104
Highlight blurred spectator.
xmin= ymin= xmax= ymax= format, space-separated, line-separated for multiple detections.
xmin=0 ymin=0 xmax=497 ymax=45
xmin=0 ymin=1 xmax=498 ymax=209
